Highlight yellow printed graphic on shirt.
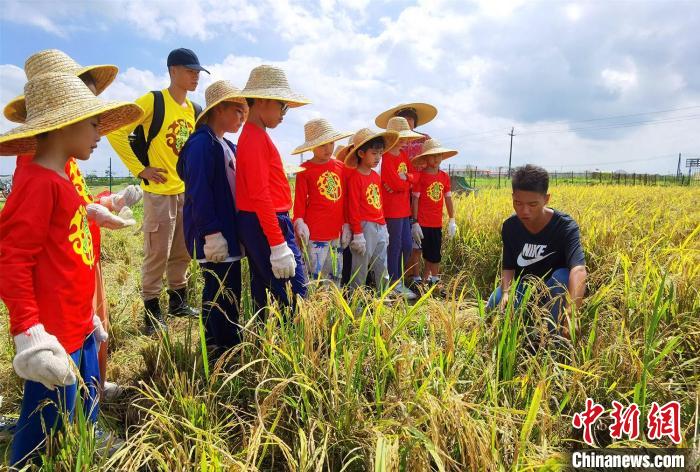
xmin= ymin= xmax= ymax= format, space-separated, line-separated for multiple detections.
xmin=426 ymin=181 xmax=444 ymax=203
xmin=165 ymin=119 xmax=194 ymax=156
xmin=317 ymin=171 xmax=342 ymax=202
xmin=67 ymin=159 xmax=92 ymax=204
xmin=366 ymin=183 xmax=381 ymax=210
xmin=397 ymin=162 xmax=408 ymax=174
xmin=68 ymin=205 xmax=95 ymax=268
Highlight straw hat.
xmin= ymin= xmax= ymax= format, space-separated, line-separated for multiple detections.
xmin=410 ymin=139 xmax=458 ymax=167
xmin=195 ymin=80 xmax=247 ymax=128
xmin=291 ymin=118 xmax=352 ymax=155
xmin=375 ymin=102 xmax=438 ymax=129
xmin=241 ymin=65 xmax=310 ymax=107
xmin=385 ymin=116 xmax=423 ymax=140
xmin=4 ymin=49 xmax=119 ymax=123
xmin=342 ymin=128 xmax=400 ymax=169
xmin=0 ymin=73 xmax=143 ymax=156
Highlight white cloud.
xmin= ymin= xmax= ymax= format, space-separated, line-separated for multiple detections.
xmin=1 ymin=0 xmax=700 ymax=177
xmin=601 ymin=63 xmax=638 ymax=95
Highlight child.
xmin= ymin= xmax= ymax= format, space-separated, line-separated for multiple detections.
xmin=381 ymin=117 xmax=424 ymax=299
xmin=486 ymin=165 xmax=587 ymax=340
xmin=292 ymin=118 xmax=352 ymax=284
xmin=410 ymin=139 xmax=458 ymax=285
xmin=375 ymin=103 xmax=437 ymax=287
xmin=177 ymin=80 xmax=248 ymax=357
xmin=342 ymin=128 xmax=400 ymax=291
xmin=5 ymin=48 xmax=138 ymax=400
xmin=0 ymin=72 xmax=142 ymax=467
xmin=235 ymin=65 xmax=310 ymax=314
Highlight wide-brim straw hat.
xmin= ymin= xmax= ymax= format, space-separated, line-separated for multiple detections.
xmin=292 ymin=118 xmax=352 ymax=155
xmin=343 ymin=128 xmax=400 ymax=169
xmin=4 ymin=49 xmax=119 ymax=123
xmin=241 ymin=65 xmax=310 ymax=107
xmin=410 ymin=138 xmax=458 ymax=167
xmin=195 ymin=80 xmax=247 ymax=128
xmin=385 ymin=116 xmax=423 ymax=141
xmin=0 ymin=73 xmax=143 ymax=156
xmin=333 ymin=143 xmax=347 ymax=157
xmin=375 ymin=102 xmax=438 ymax=129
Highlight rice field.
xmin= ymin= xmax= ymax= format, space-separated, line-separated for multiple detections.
xmin=0 ymin=184 xmax=698 ymax=471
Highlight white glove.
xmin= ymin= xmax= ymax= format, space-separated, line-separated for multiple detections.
xmin=447 ymin=218 xmax=457 ymax=239
xmin=13 ymin=324 xmax=76 ymax=390
xmin=203 ymin=232 xmax=229 ymax=263
xmin=349 ymin=233 xmax=366 ymax=256
xmin=92 ymin=314 xmax=108 ymax=344
xmin=294 ymin=218 xmax=310 ymax=246
xmin=101 ymin=185 xmax=143 ymax=212
xmin=411 ymin=222 xmax=424 ymax=245
xmin=398 ymin=172 xmax=407 ymax=181
xmin=340 ymin=223 xmax=352 ymax=249
xmin=86 ymin=203 xmax=136 ymax=230
xmin=270 ymin=242 xmax=297 ymax=279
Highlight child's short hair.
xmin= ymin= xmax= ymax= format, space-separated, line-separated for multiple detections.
xmin=512 ymin=164 xmax=549 ymax=194
xmin=357 ymin=136 xmax=385 ymax=156
xmin=397 ymin=109 xmax=419 ymax=126
xmin=245 ymin=98 xmax=255 ymax=107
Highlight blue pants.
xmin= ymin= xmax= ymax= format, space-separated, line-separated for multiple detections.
xmin=11 ymin=334 xmax=100 ymax=467
xmin=200 ymin=261 xmax=242 ymax=350
xmin=486 ymin=268 xmax=569 ymax=332
xmin=237 ymin=211 xmax=307 ymax=315
xmin=385 ymin=217 xmax=412 ymax=282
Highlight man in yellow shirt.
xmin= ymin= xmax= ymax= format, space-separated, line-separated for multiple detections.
xmin=108 ymin=48 xmax=207 ymax=334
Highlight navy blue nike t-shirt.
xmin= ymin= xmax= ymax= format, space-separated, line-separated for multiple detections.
xmin=501 ymin=209 xmax=585 ymax=280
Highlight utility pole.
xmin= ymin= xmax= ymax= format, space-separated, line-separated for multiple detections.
xmin=507 ymin=127 xmax=515 ymax=177
xmin=676 ymin=153 xmax=681 ymax=179
xmin=109 ymin=157 xmax=112 ymax=193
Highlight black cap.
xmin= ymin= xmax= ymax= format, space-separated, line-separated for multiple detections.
xmin=166 ymin=48 xmax=210 ymax=74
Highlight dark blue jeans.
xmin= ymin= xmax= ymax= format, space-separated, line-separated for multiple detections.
xmin=486 ymin=268 xmax=570 ymax=333
xmin=200 ymin=260 xmax=242 ymax=350
xmin=237 ymin=211 xmax=307 ymax=316
xmin=11 ymin=333 xmax=100 ymax=467
xmin=385 ymin=217 xmax=412 ymax=282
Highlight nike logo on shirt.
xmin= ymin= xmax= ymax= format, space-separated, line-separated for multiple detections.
xmin=516 ymin=243 xmax=555 ymax=267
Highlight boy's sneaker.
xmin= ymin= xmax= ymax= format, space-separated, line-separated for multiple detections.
xmin=95 ymin=427 xmax=125 ymax=458
xmin=392 ymin=282 xmax=417 ymax=300
xmin=0 ymin=416 xmax=17 ymax=440
xmin=407 ymin=276 xmax=422 ymax=290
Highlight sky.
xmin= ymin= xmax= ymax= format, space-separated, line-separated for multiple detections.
xmin=0 ymin=0 xmax=699 ymax=177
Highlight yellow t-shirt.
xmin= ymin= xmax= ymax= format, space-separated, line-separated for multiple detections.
xmin=107 ymin=89 xmax=195 ymax=195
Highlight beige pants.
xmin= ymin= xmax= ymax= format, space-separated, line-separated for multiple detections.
xmin=141 ymin=192 xmax=190 ymax=301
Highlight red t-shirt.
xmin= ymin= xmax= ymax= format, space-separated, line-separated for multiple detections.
xmin=293 ymin=159 xmax=345 ymax=241
xmin=16 ymin=155 xmax=101 ymax=261
xmin=345 ymin=168 xmax=385 ymax=234
xmin=0 ymin=163 xmax=96 ymax=352
xmin=380 ymin=150 xmax=414 ymax=219
xmin=236 ymin=123 xmax=292 ymax=246
xmin=414 ymin=170 xmax=451 ymax=228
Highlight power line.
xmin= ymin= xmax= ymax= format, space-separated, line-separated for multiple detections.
xmin=518 ymin=113 xmax=700 ymax=135
xmin=437 ymin=104 xmax=700 ymax=144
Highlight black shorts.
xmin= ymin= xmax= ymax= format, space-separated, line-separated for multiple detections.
xmin=420 ymin=226 xmax=442 ymax=263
